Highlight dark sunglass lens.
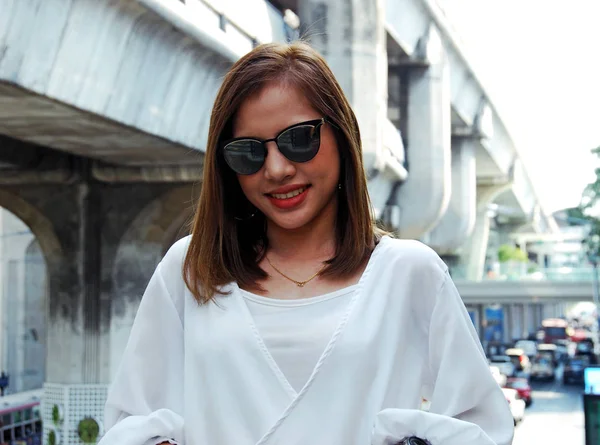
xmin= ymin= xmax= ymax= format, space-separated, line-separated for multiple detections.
xmin=223 ymin=139 xmax=265 ymax=175
xmin=277 ymin=124 xmax=321 ymax=163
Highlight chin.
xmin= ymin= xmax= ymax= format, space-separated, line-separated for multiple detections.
xmin=266 ymin=211 xmax=314 ymax=231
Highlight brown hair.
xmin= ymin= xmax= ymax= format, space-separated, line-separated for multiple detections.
xmin=183 ymin=41 xmax=385 ymax=304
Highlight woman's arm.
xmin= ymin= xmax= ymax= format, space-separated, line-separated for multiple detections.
xmin=373 ymin=268 xmax=514 ymax=445
xmin=424 ymin=272 xmax=514 ymax=443
xmin=99 ymin=261 xmax=185 ymax=445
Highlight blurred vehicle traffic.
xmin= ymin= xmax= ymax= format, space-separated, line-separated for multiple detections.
xmin=502 ymin=387 xmax=525 ymax=426
xmin=504 ymin=377 xmax=532 ymax=407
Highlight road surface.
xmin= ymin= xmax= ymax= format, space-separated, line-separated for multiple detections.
xmin=513 ymin=373 xmax=585 ymax=444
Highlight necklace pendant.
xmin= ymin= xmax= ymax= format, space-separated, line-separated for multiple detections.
xmin=297 ymin=282 xmax=305 ymax=287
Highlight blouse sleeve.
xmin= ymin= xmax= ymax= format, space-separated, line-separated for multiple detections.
xmin=373 ymin=271 xmax=514 ymax=445
xmin=99 ymin=262 xmax=185 ymax=445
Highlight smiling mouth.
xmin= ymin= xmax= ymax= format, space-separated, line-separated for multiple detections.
xmin=267 ymin=185 xmax=310 ymax=200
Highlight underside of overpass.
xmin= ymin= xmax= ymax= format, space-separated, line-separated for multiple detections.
xmin=0 ymin=0 xmax=232 ymax=167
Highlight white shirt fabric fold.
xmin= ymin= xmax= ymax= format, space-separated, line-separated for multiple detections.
xmin=100 ymin=235 xmax=514 ymax=445
xmin=241 ymin=286 xmax=356 ymax=392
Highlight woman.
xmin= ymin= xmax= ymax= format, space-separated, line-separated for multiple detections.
xmin=100 ymin=42 xmax=514 ymax=445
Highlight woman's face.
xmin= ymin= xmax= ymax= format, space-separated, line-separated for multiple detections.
xmin=232 ymin=81 xmax=340 ymax=232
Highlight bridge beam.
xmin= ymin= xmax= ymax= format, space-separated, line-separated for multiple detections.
xmin=0 ymin=0 xmax=229 ymax=165
xmin=456 ymin=280 xmax=595 ymax=304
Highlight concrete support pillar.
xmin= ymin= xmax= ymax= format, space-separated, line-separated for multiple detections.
xmin=1 ymin=175 xmax=194 ymax=445
xmin=425 ymin=138 xmax=476 ymax=253
xmin=503 ymin=304 xmax=512 ymax=343
xmin=534 ymin=304 xmax=544 ymax=329
xmin=1 ymin=178 xmax=194 ymax=385
xmin=394 ymin=25 xmax=451 ymax=239
xmin=460 ymin=208 xmax=490 ymax=281
xmin=513 ymin=304 xmax=524 ymax=339
xmin=298 ymin=0 xmax=398 ymax=218
xmin=80 ymin=180 xmax=102 ymax=383
xmin=523 ymin=304 xmax=532 ymax=339
xmin=465 ymin=304 xmax=481 ymax=339
xmin=477 ymin=304 xmax=485 ymax=341
xmin=542 ymin=304 xmax=556 ymax=320
xmin=298 ymin=0 xmax=387 ymax=174
xmin=558 ymin=303 xmax=568 ymax=318
xmin=509 ymin=304 xmax=524 ymax=341
xmin=460 ymin=182 xmax=513 ymax=281
xmin=42 ymin=175 xmax=107 ymax=385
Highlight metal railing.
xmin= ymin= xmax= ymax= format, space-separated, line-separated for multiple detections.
xmin=450 ymin=264 xmax=597 ymax=282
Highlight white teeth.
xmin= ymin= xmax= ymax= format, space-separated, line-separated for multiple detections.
xmin=271 ymin=186 xmax=307 ymax=199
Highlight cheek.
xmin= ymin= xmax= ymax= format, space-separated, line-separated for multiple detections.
xmin=317 ymin=139 xmax=341 ymax=177
xmin=237 ymin=176 xmax=260 ymax=202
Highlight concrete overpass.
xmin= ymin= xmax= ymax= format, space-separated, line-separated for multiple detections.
xmin=453 ymin=276 xmax=592 ymax=344
xmin=456 ymin=279 xmax=594 ymax=304
xmin=0 ymin=0 xmax=554 ymax=442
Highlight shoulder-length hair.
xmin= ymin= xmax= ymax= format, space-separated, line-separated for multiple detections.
xmin=183 ymin=41 xmax=384 ymax=304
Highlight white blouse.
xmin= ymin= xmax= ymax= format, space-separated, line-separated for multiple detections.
xmin=240 ymin=286 xmax=357 ymax=392
xmin=99 ymin=235 xmax=514 ymax=445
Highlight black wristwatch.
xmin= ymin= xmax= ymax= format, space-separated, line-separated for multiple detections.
xmin=396 ymin=437 xmax=431 ymax=445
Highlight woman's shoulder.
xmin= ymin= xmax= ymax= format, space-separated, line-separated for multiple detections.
xmin=163 ymin=235 xmax=193 ymax=265
xmin=377 ymin=236 xmax=448 ymax=276
xmin=375 ymin=237 xmax=453 ymax=322
xmin=157 ymin=235 xmax=193 ymax=295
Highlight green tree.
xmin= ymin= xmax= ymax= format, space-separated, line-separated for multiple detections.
xmin=497 ymin=244 xmax=527 ymax=263
xmin=572 ymin=146 xmax=600 ymax=264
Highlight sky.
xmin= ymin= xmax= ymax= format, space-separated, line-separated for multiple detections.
xmin=435 ymin=0 xmax=600 ymax=213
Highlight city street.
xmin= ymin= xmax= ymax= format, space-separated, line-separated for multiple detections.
xmin=513 ymin=374 xmax=585 ymax=444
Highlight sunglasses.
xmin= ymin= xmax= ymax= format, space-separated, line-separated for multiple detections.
xmin=222 ymin=117 xmax=338 ymax=175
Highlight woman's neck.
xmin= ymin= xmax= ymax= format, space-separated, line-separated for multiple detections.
xmin=266 ymin=212 xmax=337 ymax=262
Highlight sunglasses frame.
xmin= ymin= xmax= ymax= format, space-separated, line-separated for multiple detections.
xmin=221 ymin=116 xmax=339 ymax=175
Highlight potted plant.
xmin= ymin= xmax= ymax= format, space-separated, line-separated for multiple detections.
xmin=48 ymin=428 xmax=61 ymax=445
xmin=51 ymin=404 xmax=64 ymax=425
xmin=78 ymin=417 xmax=101 ymax=444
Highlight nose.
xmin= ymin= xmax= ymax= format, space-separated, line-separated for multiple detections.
xmin=263 ymin=141 xmax=295 ymax=182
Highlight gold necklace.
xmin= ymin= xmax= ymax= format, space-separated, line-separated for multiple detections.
xmin=265 ymin=256 xmax=327 ymax=287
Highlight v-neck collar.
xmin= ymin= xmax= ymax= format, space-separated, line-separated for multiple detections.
xmin=231 ymin=236 xmax=388 ymax=445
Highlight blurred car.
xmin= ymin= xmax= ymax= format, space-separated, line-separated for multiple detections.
xmin=505 ymin=348 xmax=531 ymax=376
xmin=489 ymin=355 xmax=516 ymax=377
xmin=575 ymin=339 xmax=598 ymax=364
xmin=576 ymin=340 xmax=593 ymax=354
xmin=514 ymin=340 xmax=538 ymax=358
xmin=504 ymin=377 xmax=532 ymax=407
xmin=501 ymin=387 xmax=525 ymax=425
xmin=537 ymin=343 xmax=559 ymax=367
xmin=490 ymin=365 xmax=507 ymax=387
xmin=554 ymin=339 xmax=570 ymax=364
xmin=563 ymin=355 xmax=591 ymax=384
xmin=530 ymin=356 xmax=555 ymax=381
